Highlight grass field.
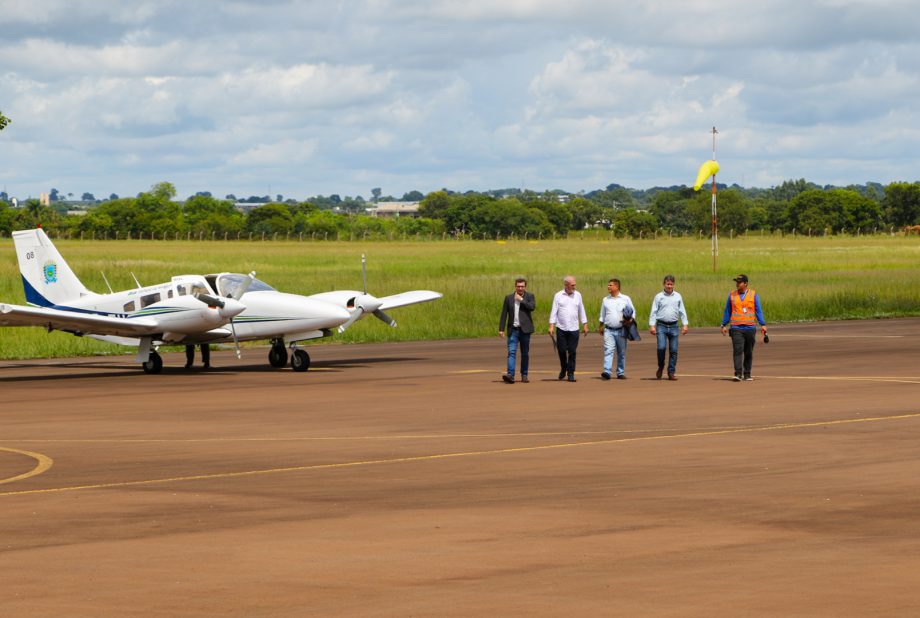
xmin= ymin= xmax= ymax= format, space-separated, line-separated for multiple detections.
xmin=1 ymin=234 xmax=919 ymax=359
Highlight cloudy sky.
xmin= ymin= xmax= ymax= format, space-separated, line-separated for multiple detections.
xmin=1 ymin=0 xmax=918 ymax=201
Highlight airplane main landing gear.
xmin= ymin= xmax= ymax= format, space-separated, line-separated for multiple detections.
xmin=142 ymin=350 xmax=163 ymax=374
xmin=268 ymin=340 xmax=288 ymax=368
xmin=291 ymin=349 xmax=310 ymax=372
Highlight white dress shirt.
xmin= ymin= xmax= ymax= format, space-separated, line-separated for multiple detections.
xmin=549 ymin=289 xmax=587 ymax=331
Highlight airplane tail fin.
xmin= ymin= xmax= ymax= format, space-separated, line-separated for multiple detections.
xmin=12 ymin=228 xmax=92 ymax=307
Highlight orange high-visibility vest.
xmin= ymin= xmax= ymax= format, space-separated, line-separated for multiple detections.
xmin=730 ymin=288 xmax=757 ymax=327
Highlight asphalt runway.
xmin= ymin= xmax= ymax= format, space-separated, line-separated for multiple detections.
xmin=2 ymin=319 xmax=920 ymax=616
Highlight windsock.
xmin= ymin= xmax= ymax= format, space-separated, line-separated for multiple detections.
xmin=693 ymin=160 xmax=720 ymax=191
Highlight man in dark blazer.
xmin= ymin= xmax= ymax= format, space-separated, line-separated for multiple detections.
xmin=499 ymin=277 xmax=536 ymax=384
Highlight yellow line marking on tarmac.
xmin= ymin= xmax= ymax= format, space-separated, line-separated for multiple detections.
xmin=2 ymin=412 xmax=919 ymax=498
xmin=0 ymin=447 xmax=54 ymax=485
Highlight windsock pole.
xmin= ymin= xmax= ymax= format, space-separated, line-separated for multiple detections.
xmin=710 ymin=126 xmax=718 ymax=272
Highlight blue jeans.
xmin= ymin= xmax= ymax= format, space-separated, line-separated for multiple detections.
xmin=656 ymin=322 xmax=680 ymax=375
xmin=603 ymin=327 xmax=627 ymax=376
xmin=506 ymin=327 xmax=531 ymax=377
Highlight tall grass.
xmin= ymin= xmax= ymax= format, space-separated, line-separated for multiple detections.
xmin=1 ymin=234 xmax=918 ymax=359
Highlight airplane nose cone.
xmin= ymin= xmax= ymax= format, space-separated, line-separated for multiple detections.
xmin=219 ymin=297 xmax=246 ymax=319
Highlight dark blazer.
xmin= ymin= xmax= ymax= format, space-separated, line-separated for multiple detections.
xmin=499 ymin=291 xmax=536 ymax=334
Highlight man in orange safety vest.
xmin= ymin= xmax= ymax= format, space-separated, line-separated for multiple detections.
xmin=720 ymin=274 xmax=767 ymax=381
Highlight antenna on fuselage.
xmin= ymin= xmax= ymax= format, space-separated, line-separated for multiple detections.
xmin=100 ymin=271 xmax=114 ymax=294
xmin=130 ymin=272 xmax=142 ymax=288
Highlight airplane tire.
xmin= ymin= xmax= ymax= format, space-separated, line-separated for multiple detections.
xmin=142 ymin=351 xmax=163 ymax=374
xmin=268 ymin=345 xmax=288 ymax=368
xmin=291 ymin=349 xmax=310 ymax=372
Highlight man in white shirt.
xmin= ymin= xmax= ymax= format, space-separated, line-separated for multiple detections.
xmin=597 ymin=278 xmax=635 ymax=380
xmin=548 ymin=275 xmax=589 ymax=382
xmin=649 ymin=274 xmax=689 ymax=380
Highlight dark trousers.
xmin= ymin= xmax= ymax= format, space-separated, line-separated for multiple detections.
xmin=185 ymin=344 xmax=211 ymax=366
xmin=729 ymin=328 xmax=755 ymax=378
xmin=556 ymin=329 xmax=580 ymax=377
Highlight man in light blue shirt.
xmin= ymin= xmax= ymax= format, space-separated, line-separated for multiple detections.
xmin=548 ymin=275 xmax=589 ymax=382
xmin=597 ymin=278 xmax=634 ymax=380
xmin=649 ymin=274 xmax=689 ymax=380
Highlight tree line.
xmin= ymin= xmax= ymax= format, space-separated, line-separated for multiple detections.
xmin=1 ymin=179 xmax=919 ymax=240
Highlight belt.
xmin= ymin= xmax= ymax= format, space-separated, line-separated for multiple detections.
xmin=657 ymin=320 xmax=678 ymax=326
xmin=605 ymin=325 xmax=623 ymax=330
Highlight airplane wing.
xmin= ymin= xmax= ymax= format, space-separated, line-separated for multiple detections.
xmin=307 ymin=290 xmax=442 ymax=310
xmin=0 ymin=303 xmax=163 ymax=337
xmin=376 ymin=290 xmax=443 ymax=311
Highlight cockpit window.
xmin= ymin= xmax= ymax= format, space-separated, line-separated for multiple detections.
xmin=217 ymin=273 xmax=276 ymax=297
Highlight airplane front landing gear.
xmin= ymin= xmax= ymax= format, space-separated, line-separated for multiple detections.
xmin=268 ymin=339 xmax=288 ymax=368
xmin=142 ymin=350 xmax=163 ymax=374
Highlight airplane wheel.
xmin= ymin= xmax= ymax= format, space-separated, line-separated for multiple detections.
xmin=291 ymin=349 xmax=310 ymax=372
xmin=268 ymin=345 xmax=288 ymax=368
xmin=142 ymin=351 xmax=163 ymax=374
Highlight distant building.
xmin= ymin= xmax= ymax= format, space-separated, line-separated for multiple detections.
xmin=40 ymin=192 xmax=50 ymax=206
xmin=370 ymin=201 xmax=420 ymax=218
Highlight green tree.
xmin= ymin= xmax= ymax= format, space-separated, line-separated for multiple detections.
xmin=567 ymin=196 xmax=612 ymax=230
xmin=0 ymin=110 xmax=10 ymax=132
xmin=183 ymin=195 xmax=243 ymax=235
xmin=840 ymin=190 xmax=882 ymax=232
xmin=612 ymin=208 xmax=658 ymax=238
xmin=884 ymin=182 xmax=920 ymax=227
xmin=648 ymin=189 xmax=693 ymax=232
xmin=786 ymin=189 xmax=849 ymax=233
xmin=591 ymin=186 xmax=637 ymax=210
xmin=687 ymin=189 xmax=749 ymax=233
xmin=529 ymin=199 xmax=572 ymax=236
xmin=467 ymin=198 xmax=552 ymax=238
xmin=418 ymin=191 xmax=452 ymax=219
xmin=246 ymin=203 xmax=294 ymax=235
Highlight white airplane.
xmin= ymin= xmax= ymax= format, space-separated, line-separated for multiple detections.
xmin=1 ymin=228 xmax=442 ymax=374
xmin=196 ymin=257 xmax=442 ymax=372
xmin=0 ymin=227 xmax=245 ymax=373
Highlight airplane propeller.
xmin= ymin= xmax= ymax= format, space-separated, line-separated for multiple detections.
xmin=337 ymin=255 xmax=398 ymax=333
xmin=195 ymin=292 xmax=244 ymax=358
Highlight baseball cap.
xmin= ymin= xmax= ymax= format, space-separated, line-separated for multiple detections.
xmin=733 ymin=274 xmax=748 ymax=283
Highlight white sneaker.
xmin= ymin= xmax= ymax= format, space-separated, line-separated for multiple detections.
xmin=733 ymin=375 xmax=742 ymax=382
xmin=744 ymin=376 xmax=754 ymax=381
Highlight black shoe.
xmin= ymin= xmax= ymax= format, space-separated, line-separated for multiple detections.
xmin=616 ymin=374 xmax=626 ymax=380
xmin=558 ymin=370 xmax=566 ymax=381
xmin=601 ymin=372 xmax=611 ymax=380
xmin=501 ymin=374 xmax=514 ymax=384
xmin=203 ymin=363 xmax=210 ymax=369
xmin=567 ymin=375 xmax=576 ymax=382
xmin=656 ymin=367 xmax=663 ymax=380
xmin=184 ymin=363 xmax=192 ymax=369
xmin=521 ymin=375 xmax=529 ymax=383
xmin=733 ymin=375 xmax=742 ymax=381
